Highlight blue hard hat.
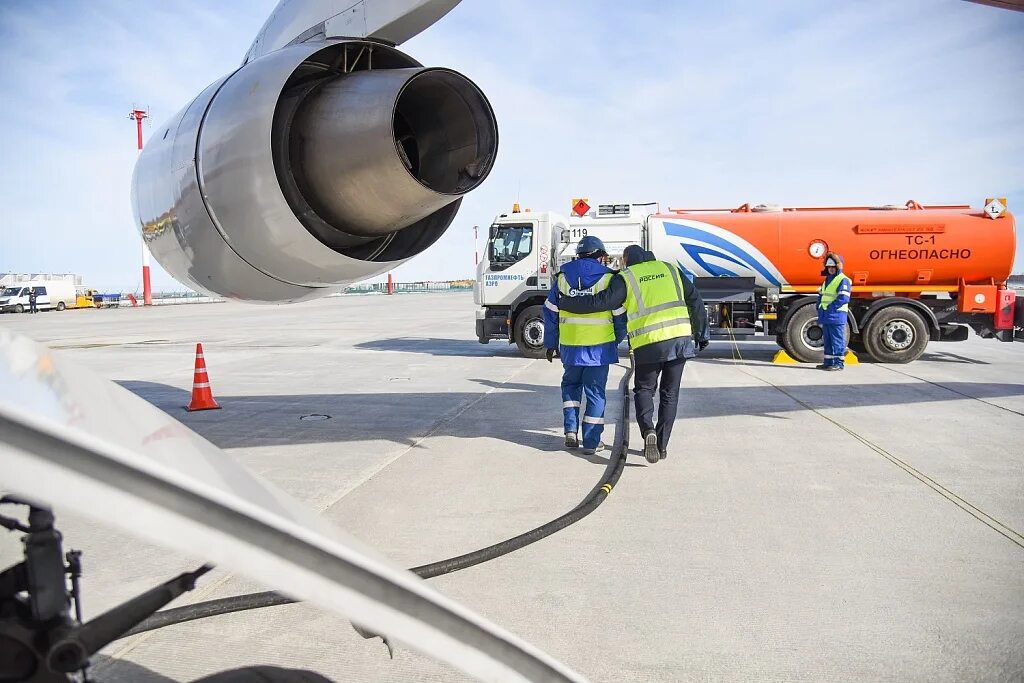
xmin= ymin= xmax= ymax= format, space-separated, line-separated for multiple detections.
xmin=576 ymin=235 xmax=607 ymax=257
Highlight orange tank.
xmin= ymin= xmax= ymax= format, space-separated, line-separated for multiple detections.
xmin=651 ymin=201 xmax=1016 ymax=292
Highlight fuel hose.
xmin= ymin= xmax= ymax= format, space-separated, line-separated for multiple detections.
xmin=122 ymin=359 xmax=635 ymax=639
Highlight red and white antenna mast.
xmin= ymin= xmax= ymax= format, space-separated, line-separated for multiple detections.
xmin=129 ymin=108 xmax=152 ymax=306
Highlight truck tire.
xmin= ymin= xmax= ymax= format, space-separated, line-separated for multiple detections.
xmin=862 ymin=305 xmax=929 ymax=364
xmin=514 ymin=305 xmax=546 ymax=358
xmin=56 ymin=301 xmax=66 ymax=311
xmin=14 ymin=304 xmax=23 ymax=314
xmin=779 ymin=304 xmax=826 ymax=363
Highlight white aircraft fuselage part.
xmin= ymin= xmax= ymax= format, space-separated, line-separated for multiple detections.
xmin=0 ymin=331 xmax=588 ymax=683
xmin=131 ymin=0 xmax=497 ymax=303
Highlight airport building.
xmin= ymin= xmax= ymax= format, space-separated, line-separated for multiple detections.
xmin=0 ymin=272 xmax=82 ymax=287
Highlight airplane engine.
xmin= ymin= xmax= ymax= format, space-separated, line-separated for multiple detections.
xmin=131 ymin=40 xmax=497 ymax=302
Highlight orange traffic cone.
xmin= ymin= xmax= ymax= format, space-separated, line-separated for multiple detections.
xmin=187 ymin=343 xmax=221 ymax=411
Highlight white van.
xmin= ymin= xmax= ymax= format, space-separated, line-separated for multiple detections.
xmin=0 ymin=281 xmax=77 ymax=313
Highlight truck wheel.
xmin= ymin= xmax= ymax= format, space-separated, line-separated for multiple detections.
xmin=779 ymin=304 xmax=826 ymax=363
xmin=514 ymin=305 xmax=546 ymax=359
xmin=779 ymin=305 xmax=854 ymax=363
xmin=862 ymin=306 xmax=929 ymax=363
xmin=56 ymin=301 xmax=66 ymax=311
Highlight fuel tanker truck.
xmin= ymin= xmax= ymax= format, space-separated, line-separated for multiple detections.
xmin=474 ymin=199 xmax=1021 ymax=363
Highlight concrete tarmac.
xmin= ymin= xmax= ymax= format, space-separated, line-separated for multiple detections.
xmin=1 ymin=293 xmax=1022 ymax=682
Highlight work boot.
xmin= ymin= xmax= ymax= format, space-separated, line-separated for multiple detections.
xmin=582 ymin=443 xmax=604 ymax=456
xmin=659 ymin=449 xmax=667 ymax=460
xmin=815 ymin=363 xmax=829 ymax=370
xmin=565 ymin=433 xmax=579 ymax=449
xmin=825 ymin=365 xmax=842 ymax=372
xmin=643 ymin=432 xmax=660 ymax=464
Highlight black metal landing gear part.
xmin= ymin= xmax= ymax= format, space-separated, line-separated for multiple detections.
xmin=0 ymin=496 xmax=292 ymax=683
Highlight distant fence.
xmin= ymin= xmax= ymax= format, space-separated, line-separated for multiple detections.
xmin=96 ymin=281 xmax=473 ymax=305
xmin=150 ymin=291 xmax=220 ymax=301
xmin=343 ymin=280 xmax=473 ymax=295
xmin=147 ymin=292 xmax=223 ymax=305
xmin=107 ymin=292 xmax=223 ymax=307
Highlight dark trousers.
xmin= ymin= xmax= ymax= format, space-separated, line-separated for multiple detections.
xmin=633 ymin=357 xmax=687 ymax=451
xmin=29 ymin=301 xmax=37 ymax=313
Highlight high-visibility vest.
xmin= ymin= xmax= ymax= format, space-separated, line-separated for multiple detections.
xmin=620 ymin=261 xmax=691 ymax=349
xmin=818 ymin=274 xmax=851 ymax=312
xmin=557 ymin=272 xmax=616 ymax=346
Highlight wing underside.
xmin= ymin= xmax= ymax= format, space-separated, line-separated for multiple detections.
xmin=244 ymin=0 xmax=463 ymax=63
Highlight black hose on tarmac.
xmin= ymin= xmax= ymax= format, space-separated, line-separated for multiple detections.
xmin=122 ymin=360 xmax=634 ymax=639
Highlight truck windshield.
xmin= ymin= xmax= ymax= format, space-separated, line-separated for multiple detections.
xmin=489 ymin=223 xmax=533 ymax=270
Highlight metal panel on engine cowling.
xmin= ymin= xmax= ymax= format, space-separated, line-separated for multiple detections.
xmin=197 ymin=40 xmax=423 ymax=293
xmin=132 ymin=74 xmax=330 ymax=302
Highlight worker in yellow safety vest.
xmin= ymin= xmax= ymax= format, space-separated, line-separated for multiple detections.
xmin=558 ymin=244 xmax=709 ymax=464
xmin=543 ymin=236 xmax=627 ymax=455
xmin=816 ymin=252 xmax=852 ymax=371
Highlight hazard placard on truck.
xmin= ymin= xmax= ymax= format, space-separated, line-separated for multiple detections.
xmin=474 ymin=200 xmax=1021 ymax=364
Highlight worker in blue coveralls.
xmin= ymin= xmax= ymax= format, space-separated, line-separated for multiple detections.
xmin=543 ymin=236 xmax=627 ymax=455
xmin=817 ymin=252 xmax=852 ymax=371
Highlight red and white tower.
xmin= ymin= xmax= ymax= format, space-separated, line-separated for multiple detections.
xmin=129 ymin=108 xmax=153 ymax=306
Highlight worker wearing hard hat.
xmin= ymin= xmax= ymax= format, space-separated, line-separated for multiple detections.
xmin=817 ymin=252 xmax=852 ymax=370
xmin=557 ymin=244 xmax=709 ymax=464
xmin=543 ymin=236 xmax=627 ymax=456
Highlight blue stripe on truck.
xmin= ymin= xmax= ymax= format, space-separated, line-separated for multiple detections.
xmin=663 ymin=221 xmax=783 ymax=286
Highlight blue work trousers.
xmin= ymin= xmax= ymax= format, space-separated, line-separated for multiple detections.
xmin=561 ymin=364 xmax=610 ymax=449
xmin=823 ymin=323 xmax=846 ymax=367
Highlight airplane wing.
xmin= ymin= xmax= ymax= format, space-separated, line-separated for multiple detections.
xmin=963 ymin=1 xmax=1024 ymax=11
xmin=0 ymin=330 xmax=586 ymax=683
xmin=244 ymin=0 xmax=464 ymax=63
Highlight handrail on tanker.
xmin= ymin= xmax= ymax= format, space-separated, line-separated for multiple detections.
xmin=665 ymin=200 xmax=973 ymax=214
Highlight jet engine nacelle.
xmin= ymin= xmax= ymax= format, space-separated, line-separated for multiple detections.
xmin=131 ymin=40 xmax=497 ymax=302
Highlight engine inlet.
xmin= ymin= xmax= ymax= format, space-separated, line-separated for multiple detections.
xmin=291 ymin=67 xmax=497 ymax=237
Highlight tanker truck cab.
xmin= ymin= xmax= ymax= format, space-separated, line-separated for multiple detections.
xmin=475 ymin=202 xmax=651 ymax=357
xmin=475 ymin=208 xmax=569 ymax=357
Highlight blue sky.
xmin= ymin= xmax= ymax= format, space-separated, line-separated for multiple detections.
xmin=0 ymin=0 xmax=1021 ymax=291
